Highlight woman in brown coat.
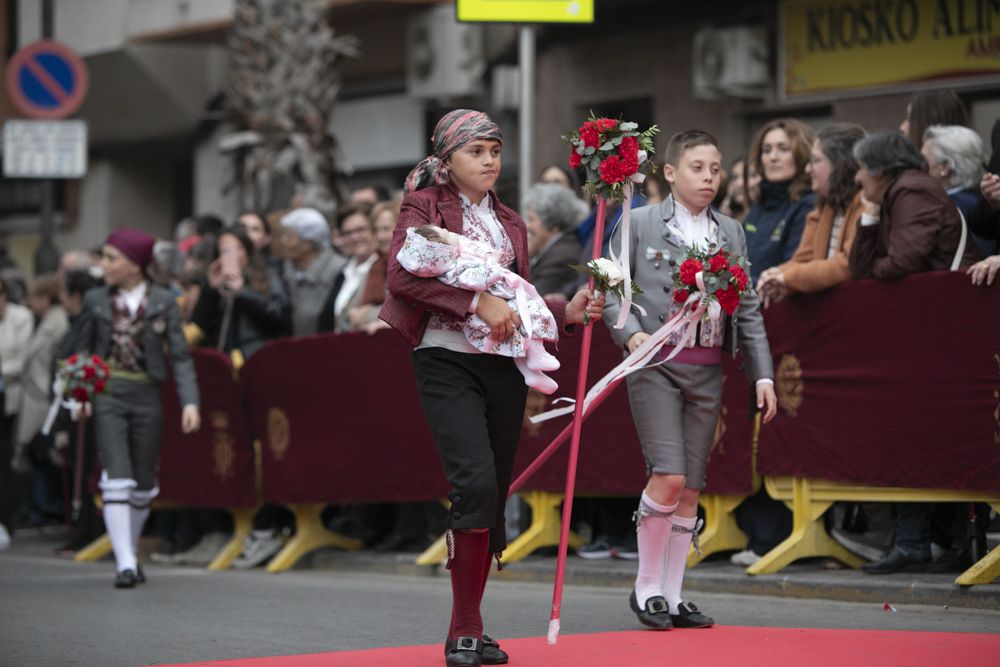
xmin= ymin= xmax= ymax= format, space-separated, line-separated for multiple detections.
xmin=849 ymin=131 xmax=979 ymax=280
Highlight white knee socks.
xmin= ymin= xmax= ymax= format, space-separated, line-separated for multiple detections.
xmin=129 ymin=487 xmax=158 ymax=555
xmin=663 ymin=514 xmax=699 ymax=614
xmin=633 ymin=492 xmax=676 ymax=608
xmin=100 ymin=475 xmax=137 ymax=573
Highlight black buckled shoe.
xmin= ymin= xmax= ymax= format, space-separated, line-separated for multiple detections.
xmin=136 ymin=564 xmax=146 ymax=584
xmin=445 ymin=635 xmax=507 ymax=665
xmin=114 ymin=569 xmax=137 ymax=589
xmin=445 ymin=636 xmax=483 ymax=666
xmin=670 ymin=601 xmax=714 ymax=628
xmin=629 ymin=591 xmax=672 ymax=629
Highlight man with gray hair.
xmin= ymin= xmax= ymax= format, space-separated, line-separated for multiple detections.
xmin=280 ymin=208 xmax=345 ymax=335
xmin=524 ymin=183 xmax=586 ymax=297
xmin=920 ymin=125 xmax=990 ymax=257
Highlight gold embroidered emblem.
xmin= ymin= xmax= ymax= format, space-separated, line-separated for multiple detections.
xmin=212 ymin=431 xmax=235 ymax=480
xmin=775 ymin=354 xmax=804 ymax=417
xmin=268 ymin=407 xmax=291 ymax=461
xmin=211 ymin=411 xmax=229 ymax=430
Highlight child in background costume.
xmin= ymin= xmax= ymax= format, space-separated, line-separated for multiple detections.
xmin=396 ymin=225 xmax=561 ymax=394
xmin=75 ymin=228 xmax=201 ymax=588
xmin=603 ymin=131 xmax=778 ymax=630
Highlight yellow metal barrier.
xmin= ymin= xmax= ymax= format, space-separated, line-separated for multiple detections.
xmin=749 ymin=476 xmax=1000 ymax=586
xmin=502 ymin=491 xmax=582 ymax=563
xmin=414 ymin=491 xmax=583 ymax=566
xmin=265 ymin=502 xmax=362 ymax=573
xmin=687 ymin=494 xmax=748 ymax=567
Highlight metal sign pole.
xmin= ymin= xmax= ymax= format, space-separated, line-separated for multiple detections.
xmin=518 ymin=25 xmax=535 ymax=214
xmin=34 ymin=0 xmax=59 ymax=275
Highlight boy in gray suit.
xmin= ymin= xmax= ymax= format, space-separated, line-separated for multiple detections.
xmin=76 ymin=228 xmax=201 ymax=588
xmin=603 ymin=131 xmax=777 ymax=629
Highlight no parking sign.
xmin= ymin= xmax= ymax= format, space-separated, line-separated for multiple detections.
xmin=5 ymin=40 xmax=89 ymax=119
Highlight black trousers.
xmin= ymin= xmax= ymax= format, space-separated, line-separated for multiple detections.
xmin=412 ymin=348 xmax=527 ymax=555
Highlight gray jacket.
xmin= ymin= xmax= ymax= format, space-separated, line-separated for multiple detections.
xmin=284 ymin=246 xmax=346 ymax=336
xmin=602 ymin=196 xmax=774 ymax=384
xmin=76 ymin=285 xmax=199 ymax=407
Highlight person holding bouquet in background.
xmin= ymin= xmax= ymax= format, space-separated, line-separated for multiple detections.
xmin=603 ymin=130 xmax=777 ymax=630
xmin=73 ymin=228 xmax=201 ymax=588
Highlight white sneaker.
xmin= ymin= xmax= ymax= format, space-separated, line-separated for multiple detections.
xmin=174 ymin=532 xmax=231 ymax=566
xmin=829 ymin=528 xmax=888 ymax=562
xmin=0 ymin=523 xmax=10 ymax=551
xmin=232 ymin=530 xmax=284 ymax=569
xmin=730 ymin=549 xmax=762 ymax=566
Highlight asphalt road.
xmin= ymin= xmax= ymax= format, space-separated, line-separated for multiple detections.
xmin=2 ymin=549 xmax=998 ymax=667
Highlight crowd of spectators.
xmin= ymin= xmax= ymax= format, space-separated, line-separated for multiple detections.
xmin=0 ymin=89 xmax=997 ymax=575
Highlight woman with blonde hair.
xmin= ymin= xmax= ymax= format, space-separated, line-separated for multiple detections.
xmin=744 ymin=118 xmax=817 ymax=284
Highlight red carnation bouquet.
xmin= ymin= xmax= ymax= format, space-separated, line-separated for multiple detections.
xmin=564 ymin=113 xmax=658 ymax=201
xmin=59 ymin=353 xmax=111 ymax=404
xmin=41 ymin=353 xmax=111 ymax=439
xmin=672 ymin=245 xmax=751 ymax=317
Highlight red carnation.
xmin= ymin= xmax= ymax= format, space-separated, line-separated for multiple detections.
xmin=94 ymin=379 xmax=106 ymax=394
xmin=715 ymin=286 xmax=740 ymax=315
xmin=580 ymin=125 xmax=600 ymax=148
xmin=599 ymin=155 xmax=629 ymax=184
xmin=673 ymin=289 xmax=689 ymax=304
xmin=83 ymin=366 xmax=96 ymax=380
xmin=619 ymin=135 xmax=639 ymax=160
xmin=594 ymin=118 xmax=617 ymax=132
xmin=569 ymin=150 xmax=581 ymax=169
xmin=731 ymin=265 xmax=749 ymax=290
xmin=709 ymin=254 xmax=729 ymax=273
xmin=72 ymin=387 xmax=89 ymax=403
xmin=68 ymin=354 xmax=79 ymax=365
xmin=679 ymin=258 xmax=702 ymax=287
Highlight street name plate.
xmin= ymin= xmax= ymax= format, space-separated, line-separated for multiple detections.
xmin=3 ymin=119 xmax=87 ymax=178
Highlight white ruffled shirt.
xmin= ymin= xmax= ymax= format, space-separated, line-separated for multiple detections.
xmin=119 ymin=282 xmax=147 ymax=318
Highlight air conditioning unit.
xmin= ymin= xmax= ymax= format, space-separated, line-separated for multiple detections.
xmin=406 ymin=5 xmax=485 ymax=99
xmin=692 ymin=27 xmax=769 ymax=100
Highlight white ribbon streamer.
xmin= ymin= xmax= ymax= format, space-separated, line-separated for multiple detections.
xmin=608 ymin=150 xmax=649 ymax=330
xmin=40 ymin=377 xmax=79 ymax=436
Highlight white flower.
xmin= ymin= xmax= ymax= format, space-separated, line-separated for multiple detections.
xmin=589 ymin=257 xmax=623 ymax=286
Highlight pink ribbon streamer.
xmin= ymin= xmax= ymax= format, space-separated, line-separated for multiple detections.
xmin=531 ymin=270 xmax=722 ymax=425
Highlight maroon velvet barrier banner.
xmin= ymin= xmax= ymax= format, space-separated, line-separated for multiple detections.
xmin=160 ymin=350 xmax=257 ymax=509
xmin=240 ymin=330 xmax=451 ymax=505
xmin=516 ymin=325 xmax=755 ymax=496
xmin=757 ymin=272 xmax=1000 ymax=493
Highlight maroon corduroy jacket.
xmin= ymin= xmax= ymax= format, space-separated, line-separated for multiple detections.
xmin=379 ymin=183 xmax=570 ymax=346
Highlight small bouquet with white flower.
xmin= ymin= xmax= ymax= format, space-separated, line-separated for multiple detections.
xmin=571 ymin=257 xmax=642 ymax=324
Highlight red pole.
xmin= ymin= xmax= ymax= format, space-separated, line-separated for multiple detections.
xmin=547 ymin=196 xmax=607 ymax=644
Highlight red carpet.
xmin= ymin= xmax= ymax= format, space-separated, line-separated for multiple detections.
xmin=155 ymin=626 xmax=1000 ymax=666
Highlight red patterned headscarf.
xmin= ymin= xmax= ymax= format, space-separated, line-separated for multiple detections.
xmin=404 ymin=109 xmax=502 ymax=193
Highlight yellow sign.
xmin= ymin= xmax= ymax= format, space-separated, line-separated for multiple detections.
xmin=457 ymin=0 xmax=594 ymax=23
xmin=781 ymin=0 xmax=1000 ymax=97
